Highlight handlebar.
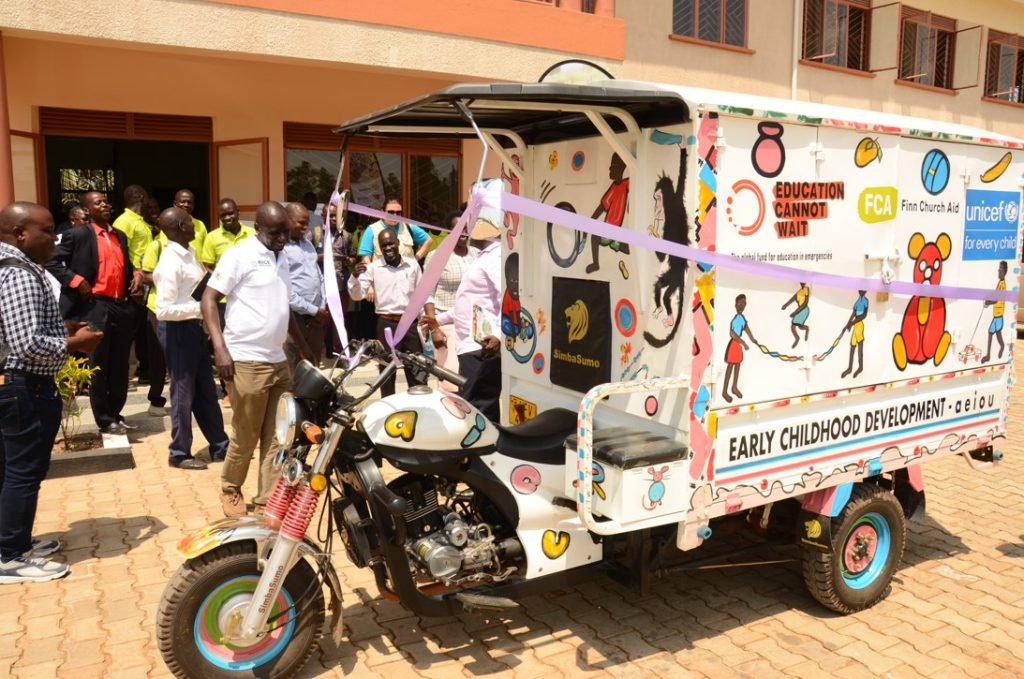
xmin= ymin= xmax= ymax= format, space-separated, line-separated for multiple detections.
xmin=336 ymin=339 xmax=469 ymax=403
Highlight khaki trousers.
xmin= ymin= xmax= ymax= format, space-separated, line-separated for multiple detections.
xmin=221 ymin=360 xmax=290 ymax=505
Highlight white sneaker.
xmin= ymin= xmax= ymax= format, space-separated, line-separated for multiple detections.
xmin=25 ymin=538 xmax=60 ymax=558
xmin=0 ymin=556 xmax=70 ymax=584
xmin=147 ymin=405 xmax=167 ymax=417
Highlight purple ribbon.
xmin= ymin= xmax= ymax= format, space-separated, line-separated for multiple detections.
xmin=379 ymin=186 xmax=485 ymax=354
xmin=341 ymin=184 xmax=1015 ymax=355
xmin=322 ymin=192 xmax=351 ymax=360
xmin=491 ymin=191 xmax=1017 ymax=303
xmin=345 ymin=203 xmax=456 ymax=235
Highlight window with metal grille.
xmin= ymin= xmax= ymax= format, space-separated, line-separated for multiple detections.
xmin=899 ymin=8 xmax=956 ymax=89
xmin=672 ymin=0 xmax=747 ymax=47
xmin=985 ymin=31 xmax=1024 ymax=104
xmin=802 ymin=0 xmax=870 ymax=71
xmin=57 ymin=168 xmax=116 ymax=208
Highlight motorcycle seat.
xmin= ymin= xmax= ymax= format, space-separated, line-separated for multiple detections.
xmin=495 ymin=408 xmax=577 ymax=466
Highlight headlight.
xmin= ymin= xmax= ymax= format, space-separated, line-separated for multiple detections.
xmin=275 ymin=395 xmax=298 ymax=446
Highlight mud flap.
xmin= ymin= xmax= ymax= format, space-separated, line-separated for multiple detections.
xmin=796 ymin=511 xmax=833 ymax=553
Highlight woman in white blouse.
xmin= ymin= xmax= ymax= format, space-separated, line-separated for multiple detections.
xmin=424 ymin=210 xmax=476 ymax=390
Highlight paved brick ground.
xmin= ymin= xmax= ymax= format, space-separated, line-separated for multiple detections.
xmin=4 ymin=345 xmax=1024 ymax=678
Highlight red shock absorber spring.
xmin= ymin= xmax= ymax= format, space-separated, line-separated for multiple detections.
xmin=263 ymin=477 xmax=297 ymax=528
xmin=280 ymin=485 xmax=320 ymax=541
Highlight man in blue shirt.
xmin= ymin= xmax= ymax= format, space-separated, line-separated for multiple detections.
xmin=357 ymin=198 xmax=431 ymax=265
xmin=283 ymin=203 xmax=326 ymax=371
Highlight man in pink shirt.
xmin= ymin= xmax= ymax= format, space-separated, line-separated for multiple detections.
xmin=421 ymin=218 xmax=502 ymax=421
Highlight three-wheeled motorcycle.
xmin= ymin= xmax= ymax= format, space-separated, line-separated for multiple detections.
xmin=157 ymin=76 xmax=1016 ymax=677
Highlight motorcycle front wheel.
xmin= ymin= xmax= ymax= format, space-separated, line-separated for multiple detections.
xmin=156 ymin=542 xmax=325 ymax=679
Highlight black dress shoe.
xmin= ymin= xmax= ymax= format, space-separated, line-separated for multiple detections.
xmin=169 ymin=458 xmax=208 ymax=470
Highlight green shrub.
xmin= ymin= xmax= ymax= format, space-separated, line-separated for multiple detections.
xmin=55 ymin=356 xmax=99 ymax=449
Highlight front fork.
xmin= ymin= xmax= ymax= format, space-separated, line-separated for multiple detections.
xmin=235 ymin=423 xmax=344 ymax=642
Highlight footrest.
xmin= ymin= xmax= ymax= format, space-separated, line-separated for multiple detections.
xmin=565 ymin=427 xmax=687 ymax=470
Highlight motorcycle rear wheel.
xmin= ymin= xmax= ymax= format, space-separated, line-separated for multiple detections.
xmin=157 ymin=542 xmax=325 ymax=679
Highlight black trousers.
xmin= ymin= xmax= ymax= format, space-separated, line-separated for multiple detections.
xmin=83 ymin=297 xmax=133 ymax=429
xmin=458 ymin=349 xmax=501 ymax=422
xmin=130 ymin=300 xmax=149 ymax=376
xmin=375 ymin=317 xmax=425 ymax=397
xmin=158 ymin=321 xmax=228 ymax=462
xmin=146 ymin=310 xmax=167 ymax=407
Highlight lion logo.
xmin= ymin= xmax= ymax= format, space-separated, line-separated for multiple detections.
xmin=564 ymin=299 xmax=589 ymax=343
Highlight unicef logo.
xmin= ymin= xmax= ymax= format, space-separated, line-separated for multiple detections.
xmin=1007 ymin=200 xmax=1019 ymax=223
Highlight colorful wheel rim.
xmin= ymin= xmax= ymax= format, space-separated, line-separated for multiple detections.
xmin=193 ymin=575 xmax=296 ymax=671
xmin=840 ymin=512 xmax=890 ymax=590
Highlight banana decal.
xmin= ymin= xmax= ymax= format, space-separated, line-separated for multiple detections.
xmin=541 ymin=529 xmax=571 ymax=559
xmin=565 ymin=299 xmax=589 ymax=343
xmin=981 ymin=152 xmax=1012 ymax=183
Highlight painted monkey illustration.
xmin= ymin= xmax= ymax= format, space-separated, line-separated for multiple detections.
xmin=982 ymin=260 xmax=1008 ymax=363
xmin=643 ymin=145 xmax=690 ymax=349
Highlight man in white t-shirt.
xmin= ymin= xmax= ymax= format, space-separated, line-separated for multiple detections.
xmin=201 ymin=201 xmax=311 ymax=517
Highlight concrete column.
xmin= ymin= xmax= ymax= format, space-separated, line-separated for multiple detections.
xmin=0 ymin=31 xmax=14 ymax=206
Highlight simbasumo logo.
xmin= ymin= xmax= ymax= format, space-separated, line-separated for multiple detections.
xmin=565 ymin=300 xmax=589 ymax=343
xmin=551 ymin=278 xmax=610 ymax=393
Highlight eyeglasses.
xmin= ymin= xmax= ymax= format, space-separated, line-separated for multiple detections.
xmin=385 ymin=209 xmax=401 ymax=215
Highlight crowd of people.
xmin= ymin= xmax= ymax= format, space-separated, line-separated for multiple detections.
xmin=0 ymin=185 xmax=503 ymax=584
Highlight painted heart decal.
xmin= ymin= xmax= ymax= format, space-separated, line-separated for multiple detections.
xmin=441 ymin=396 xmax=472 ymax=420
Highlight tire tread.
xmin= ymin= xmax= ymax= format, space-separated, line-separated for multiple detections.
xmin=801 ymin=483 xmax=906 ymax=614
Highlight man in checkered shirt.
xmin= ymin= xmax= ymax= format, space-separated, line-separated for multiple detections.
xmin=0 ymin=202 xmax=103 ymax=584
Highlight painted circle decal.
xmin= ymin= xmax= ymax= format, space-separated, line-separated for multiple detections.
xmin=532 ymin=353 xmax=545 ymax=374
xmin=644 ymin=395 xmax=658 ymax=416
xmin=510 ymin=465 xmax=541 ymax=494
xmin=921 ymin=149 xmax=950 ymax=195
xmin=727 ymin=180 xmax=766 ymax=236
xmin=614 ymin=299 xmax=637 ymax=337
xmin=571 ymin=150 xmax=586 ymax=171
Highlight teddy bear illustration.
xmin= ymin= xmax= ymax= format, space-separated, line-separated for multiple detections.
xmin=893 ymin=232 xmax=952 ymax=370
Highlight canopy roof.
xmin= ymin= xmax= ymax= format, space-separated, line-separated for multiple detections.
xmin=336 ymin=80 xmax=1024 ymax=149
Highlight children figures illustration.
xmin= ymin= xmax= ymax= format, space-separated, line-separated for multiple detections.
xmin=585 ymin=154 xmax=630 ymax=274
xmin=842 ymin=290 xmax=869 ymax=379
xmin=501 ymin=253 xmax=529 ymax=350
xmin=723 ymin=294 xmax=757 ymax=403
xmin=781 ymin=282 xmax=810 ymax=348
xmin=982 ymin=260 xmax=1008 ymax=363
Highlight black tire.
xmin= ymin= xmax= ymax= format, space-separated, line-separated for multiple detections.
xmin=156 ymin=542 xmax=325 ymax=679
xmin=802 ymin=484 xmax=906 ymax=614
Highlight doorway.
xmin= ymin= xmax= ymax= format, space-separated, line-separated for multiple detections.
xmin=44 ymin=136 xmax=211 ymax=223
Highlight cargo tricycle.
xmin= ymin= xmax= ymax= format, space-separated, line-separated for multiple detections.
xmin=157 ymin=75 xmax=1021 ymax=677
